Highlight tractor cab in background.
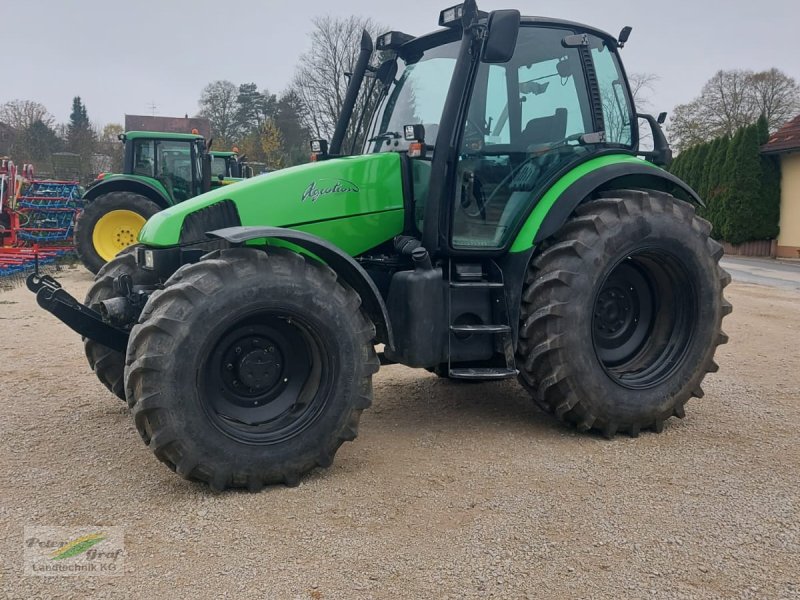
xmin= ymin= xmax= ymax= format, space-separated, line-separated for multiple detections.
xmin=75 ymin=131 xmax=251 ymax=273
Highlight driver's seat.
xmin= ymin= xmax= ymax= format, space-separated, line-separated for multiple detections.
xmin=521 ymin=108 xmax=567 ymax=146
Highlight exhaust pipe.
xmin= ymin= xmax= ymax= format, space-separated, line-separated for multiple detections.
xmin=329 ymin=30 xmax=373 ymax=155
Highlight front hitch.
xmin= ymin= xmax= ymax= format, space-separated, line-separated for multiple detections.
xmin=26 ymin=272 xmax=130 ymax=353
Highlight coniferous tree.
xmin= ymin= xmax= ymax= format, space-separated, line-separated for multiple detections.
xmin=66 ymin=96 xmax=96 ymax=178
xmin=715 ymin=129 xmax=743 ymax=240
xmin=757 ymin=114 xmax=781 ymax=241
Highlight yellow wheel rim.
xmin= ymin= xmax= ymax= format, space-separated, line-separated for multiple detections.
xmin=92 ymin=210 xmax=146 ymax=262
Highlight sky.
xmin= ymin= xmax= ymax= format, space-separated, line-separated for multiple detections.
xmin=3 ymin=0 xmax=799 ymax=128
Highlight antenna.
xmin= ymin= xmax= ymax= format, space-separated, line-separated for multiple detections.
xmin=147 ymin=101 xmax=158 ymax=116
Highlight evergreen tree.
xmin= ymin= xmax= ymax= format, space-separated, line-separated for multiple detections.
xmin=699 ymin=138 xmax=720 ymax=199
xmin=721 ymin=124 xmax=763 ymax=244
xmin=66 ymin=96 xmax=96 ymax=179
xmin=688 ymin=142 xmax=709 ymax=191
xmin=715 ymin=129 xmax=743 ymax=240
xmin=275 ymin=90 xmax=311 ymax=166
xmin=704 ymin=135 xmax=729 ymax=235
xmin=234 ymin=83 xmax=276 ymax=139
xmin=756 ymin=114 xmax=781 ymax=241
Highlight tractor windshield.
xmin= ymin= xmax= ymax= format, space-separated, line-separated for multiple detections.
xmin=210 ymin=156 xmax=229 ymax=178
xmin=367 ymin=37 xmax=460 ymax=152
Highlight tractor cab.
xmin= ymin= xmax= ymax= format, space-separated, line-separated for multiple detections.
xmin=365 ymin=9 xmax=641 ymax=254
xmin=209 ymin=150 xmax=253 ymax=181
xmin=121 ymin=131 xmax=207 ymax=202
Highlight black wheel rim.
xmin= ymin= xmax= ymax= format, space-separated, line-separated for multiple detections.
xmin=592 ymin=249 xmax=696 ymax=390
xmin=201 ymin=311 xmax=329 ymax=444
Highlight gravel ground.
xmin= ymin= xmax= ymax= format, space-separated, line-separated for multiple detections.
xmin=1 ymin=265 xmax=798 ymax=599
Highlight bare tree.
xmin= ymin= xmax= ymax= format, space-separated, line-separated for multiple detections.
xmin=749 ymin=68 xmax=800 ymax=132
xmin=291 ymin=15 xmax=386 ymax=152
xmin=0 ymin=100 xmax=54 ymax=130
xmin=197 ymin=80 xmax=239 ymax=145
xmin=628 ymin=72 xmax=660 ymax=111
xmin=668 ymin=68 xmax=800 ymax=151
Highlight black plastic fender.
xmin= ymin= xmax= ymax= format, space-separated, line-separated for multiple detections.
xmin=207 ymin=226 xmax=394 ymax=350
xmin=533 ymin=161 xmax=704 ymax=243
xmin=83 ymin=177 xmax=171 ymax=209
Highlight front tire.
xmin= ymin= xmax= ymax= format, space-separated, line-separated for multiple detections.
xmin=517 ymin=190 xmax=732 ymax=437
xmin=75 ymin=192 xmax=161 ymax=274
xmin=84 ymin=247 xmax=158 ymax=401
xmin=124 ymin=247 xmax=379 ymax=491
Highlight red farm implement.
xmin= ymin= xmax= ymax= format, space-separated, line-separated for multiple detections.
xmin=1 ymin=160 xmax=83 ymax=286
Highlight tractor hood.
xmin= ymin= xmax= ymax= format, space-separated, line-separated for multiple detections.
xmin=138 ymin=152 xmax=406 ymax=257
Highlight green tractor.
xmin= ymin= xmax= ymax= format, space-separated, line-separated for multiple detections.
xmin=30 ymin=1 xmax=730 ymax=491
xmin=74 ymin=131 xmax=248 ymax=274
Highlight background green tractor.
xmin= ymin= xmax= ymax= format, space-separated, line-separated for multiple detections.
xmin=74 ymin=131 xmax=249 ymax=274
xmin=32 ymin=1 xmax=730 ymax=491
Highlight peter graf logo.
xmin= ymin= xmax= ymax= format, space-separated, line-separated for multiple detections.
xmin=301 ymin=178 xmax=360 ymax=203
xmin=23 ymin=526 xmax=125 ymax=577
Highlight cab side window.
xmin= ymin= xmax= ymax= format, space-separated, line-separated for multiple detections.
xmin=132 ymin=140 xmax=154 ymax=178
xmin=590 ymin=37 xmax=635 ymax=146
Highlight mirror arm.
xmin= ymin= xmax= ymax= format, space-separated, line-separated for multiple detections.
xmin=637 ymin=112 xmax=673 ymax=167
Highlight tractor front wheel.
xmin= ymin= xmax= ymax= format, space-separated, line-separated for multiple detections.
xmin=124 ymin=247 xmax=379 ymax=491
xmin=84 ymin=247 xmax=158 ymax=401
xmin=75 ymin=192 xmax=160 ymax=274
xmin=517 ymin=190 xmax=731 ymax=437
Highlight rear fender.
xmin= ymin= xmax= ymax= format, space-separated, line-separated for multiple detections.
xmin=510 ymin=156 xmax=704 ymax=252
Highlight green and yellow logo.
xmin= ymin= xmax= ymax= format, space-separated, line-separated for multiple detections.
xmin=50 ymin=532 xmax=107 ymax=561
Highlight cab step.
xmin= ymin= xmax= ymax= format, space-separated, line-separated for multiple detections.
xmin=448 ymin=367 xmax=519 ymax=380
xmin=450 ymin=324 xmax=511 ymax=334
xmin=449 ymin=281 xmax=505 ymax=288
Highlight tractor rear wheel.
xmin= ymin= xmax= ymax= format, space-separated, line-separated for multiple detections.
xmin=75 ymin=192 xmax=160 ymax=274
xmin=84 ymin=247 xmax=158 ymax=401
xmin=124 ymin=247 xmax=379 ymax=491
xmin=517 ymin=190 xmax=731 ymax=437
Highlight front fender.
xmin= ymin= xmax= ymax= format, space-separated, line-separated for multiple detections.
xmin=208 ymin=226 xmax=394 ymax=350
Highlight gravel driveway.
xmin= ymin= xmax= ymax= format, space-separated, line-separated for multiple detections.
xmin=1 ymin=266 xmax=798 ymax=599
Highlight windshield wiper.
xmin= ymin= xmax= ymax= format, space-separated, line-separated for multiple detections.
xmin=368 ymin=131 xmax=402 ymax=142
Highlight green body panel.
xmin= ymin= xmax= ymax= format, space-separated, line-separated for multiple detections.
xmin=138 ymin=152 xmax=406 ymax=255
xmin=509 ymin=154 xmax=649 ymax=253
xmin=124 ymin=130 xmax=203 ymax=142
xmin=210 ymin=151 xmax=237 ymax=158
xmin=85 ymin=174 xmax=172 ymax=203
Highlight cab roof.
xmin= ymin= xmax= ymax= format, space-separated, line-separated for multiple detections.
xmin=397 ymin=14 xmax=619 ymax=59
xmin=123 ymin=131 xmax=204 ymax=141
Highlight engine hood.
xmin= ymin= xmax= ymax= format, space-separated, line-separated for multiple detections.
xmin=138 ymin=152 xmax=406 ymax=256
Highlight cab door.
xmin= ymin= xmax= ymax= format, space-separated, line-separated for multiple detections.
xmin=447 ymin=26 xmax=609 ymax=252
xmin=154 ymin=140 xmax=196 ymax=202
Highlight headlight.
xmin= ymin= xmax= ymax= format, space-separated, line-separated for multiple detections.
xmin=143 ymin=249 xmax=154 ymax=269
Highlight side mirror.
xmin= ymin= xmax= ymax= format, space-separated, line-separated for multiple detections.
xmin=481 ymin=10 xmax=520 ymax=64
xmin=375 ymin=59 xmax=398 ymax=87
xmin=637 ymin=112 xmax=673 ymax=167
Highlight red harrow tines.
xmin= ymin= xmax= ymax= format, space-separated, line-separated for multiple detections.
xmin=0 ymin=176 xmax=83 ymax=290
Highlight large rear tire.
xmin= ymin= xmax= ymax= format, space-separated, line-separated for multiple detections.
xmin=75 ymin=192 xmax=160 ymax=274
xmin=83 ymin=247 xmax=158 ymax=401
xmin=124 ymin=247 xmax=379 ymax=491
xmin=517 ymin=190 xmax=732 ymax=437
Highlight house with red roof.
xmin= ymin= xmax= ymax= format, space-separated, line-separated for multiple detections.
xmin=762 ymin=114 xmax=800 ymax=258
